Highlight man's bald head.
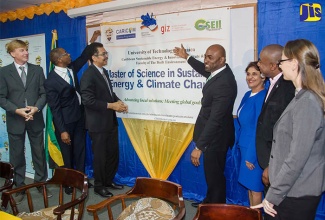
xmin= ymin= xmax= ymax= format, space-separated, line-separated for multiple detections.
xmin=204 ymin=44 xmax=226 ymax=72
xmin=258 ymin=44 xmax=283 ymax=78
xmin=208 ymin=44 xmax=226 ymax=57
xmin=261 ymin=44 xmax=283 ymax=64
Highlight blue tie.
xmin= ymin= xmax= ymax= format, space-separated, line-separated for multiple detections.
xmin=66 ymin=69 xmax=74 ymax=87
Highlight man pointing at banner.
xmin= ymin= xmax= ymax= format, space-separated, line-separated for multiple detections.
xmin=174 ymin=44 xmax=237 ymax=206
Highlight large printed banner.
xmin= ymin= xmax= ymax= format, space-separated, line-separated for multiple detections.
xmin=101 ymin=8 xmax=230 ymax=124
xmin=0 ymin=34 xmax=46 ymax=176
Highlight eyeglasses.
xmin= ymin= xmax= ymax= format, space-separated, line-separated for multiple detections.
xmin=257 ymin=58 xmax=265 ymax=64
xmin=95 ymin=52 xmax=108 ymax=57
xmin=58 ymin=52 xmax=69 ymax=58
xmin=277 ymin=59 xmax=291 ymax=66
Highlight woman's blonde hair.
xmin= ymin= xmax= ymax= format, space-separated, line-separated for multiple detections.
xmin=283 ymin=39 xmax=325 ymax=113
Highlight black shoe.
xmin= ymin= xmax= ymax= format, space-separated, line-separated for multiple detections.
xmin=88 ymin=181 xmax=94 ymax=188
xmin=65 ymin=187 xmax=73 ymax=195
xmin=191 ymin=202 xmax=202 ymax=208
xmin=37 ymin=186 xmax=53 ymax=198
xmin=14 ymin=192 xmax=25 ymax=205
xmin=106 ymin=182 xmax=124 ymax=190
xmin=94 ymin=188 xmax=113 ymax=198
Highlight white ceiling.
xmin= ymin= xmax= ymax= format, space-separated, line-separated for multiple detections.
xmin=0 ymin=0 xmax=54 ymax=13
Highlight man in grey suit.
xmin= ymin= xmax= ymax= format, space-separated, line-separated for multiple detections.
xmin=0 ymin=39 xmax=50 ymax=204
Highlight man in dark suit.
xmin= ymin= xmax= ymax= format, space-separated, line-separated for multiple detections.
xmin=255 ymin=44 xmax=295 ymax=188
xmin=0 ymin=39 xmax=50 ymax=203
xmin=43 ymin=31 xmax=100 ymax=195
xmin=174 ymin=44 xmax=237 ymax=206
xmin=80 ymin=42 xmax=128 ymax=198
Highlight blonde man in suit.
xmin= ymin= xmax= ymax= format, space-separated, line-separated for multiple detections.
xmin=0 ymin=39 xmax=50 ymax=204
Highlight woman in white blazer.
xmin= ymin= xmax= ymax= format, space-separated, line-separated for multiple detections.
xmin=252 ymin=39 xmax=325 ymax=220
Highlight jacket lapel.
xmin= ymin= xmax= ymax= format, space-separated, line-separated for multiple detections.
xmin=8 ymin=63 xmax=25 ymax=87
xmin=25 ymin=63 xmax=36 ymax=88
xmin=274 ymin=89 xmax=303 ymax=128
xmin=202 ymin=66 xmax=226 ymax=92
xmin=265 ymin=76 xmax=283 ymax=105
xmin=52 ymin=70 xmax=72 ymax=87
xmin=91 ymin=65 xmax=113 ymax=98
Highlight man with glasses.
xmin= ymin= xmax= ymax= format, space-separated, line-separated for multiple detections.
xmin=44 ymin=31 xmax=100 ymax=195
xmin=80 ymin=42 xmax=128 ymax=198
xmin=256 ymin=44 xmax=295 ymax=193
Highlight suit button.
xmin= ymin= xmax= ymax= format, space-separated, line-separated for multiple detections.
xmin=271 ymin=155 xmax=273 ymax=158
xmin=273 ymin=140 xmax=275 ymax=143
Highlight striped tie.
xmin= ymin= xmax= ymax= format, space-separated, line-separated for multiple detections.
xmin=102 ymin=72 xmax=112 ymax=96
xmin=66 ymin=69 xmax=74 ymax=87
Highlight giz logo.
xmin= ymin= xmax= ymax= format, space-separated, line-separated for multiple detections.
xmin=300 ymin=3 xmax=322 ymax=21
xmin=161 ymin=24 xmax=170 ymax=34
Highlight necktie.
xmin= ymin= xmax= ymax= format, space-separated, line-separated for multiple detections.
xmin=206 ymin=74 xmax=213 ymax=82
xmin=19 ymin=66 xmax=27 ymax=87
xmin=102 ymin=72 xmax=112 ymax=96
xmin=66 ymin=69 xmax=74 ymax=87
xmin=265 ymin=79 xmax=276 ymax=102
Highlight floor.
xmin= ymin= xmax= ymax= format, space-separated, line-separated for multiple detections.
xmin=1 ymin=177 xmax=198 ymax=220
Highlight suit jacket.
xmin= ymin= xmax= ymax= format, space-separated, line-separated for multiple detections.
xmin=266 ymin=89 xmax=325 ymax=206
xmin=80 ymin=64 xmax=119 ymax=133
xmin=44 ymin=45 xmax=91 ymax=134
xmin=256 ymin=75 xmax=295 ymax=169
xmin=0 ymin=62 xmax=46 ymax=134
xmin=188 ymin=56 xmax=237 ymax=151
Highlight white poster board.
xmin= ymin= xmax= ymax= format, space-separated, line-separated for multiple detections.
xmin=98 ymin=6 xmax=255 ymax=123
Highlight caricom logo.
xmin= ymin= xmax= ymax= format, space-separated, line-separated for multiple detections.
xmin=300 ymin=3 xmax=322 ymax=21
xmin=195 ymin=19 xmax=222 ymax=31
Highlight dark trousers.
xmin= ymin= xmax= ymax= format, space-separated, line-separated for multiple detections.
xmin=203 ymin=148 xmax=228 ymax=203
xmin=55 ymin=117 xmax=85 ymax=173
xmin=89 ymin=127 xmax=119 ymax=189
xmin=9 ymin=128 xmax=47 ymax=187
xmin=265 ymin=195 xmax=322 ymax=220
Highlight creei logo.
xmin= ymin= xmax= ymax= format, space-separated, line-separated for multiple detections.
xmin=194 ymin=19 xmax=222 ymax=31
xmin=300 ymin=3 xmax=322 ymax=21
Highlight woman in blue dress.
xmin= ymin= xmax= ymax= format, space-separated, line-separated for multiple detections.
xmin=237 ymin=61 xmax=266 ymax=206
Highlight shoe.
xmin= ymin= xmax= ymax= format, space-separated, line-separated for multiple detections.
xmin=94 ymin=188 xmax=113 ymax=198
xmin=88 ymin=181 xmax=94 ymax=188
xmin=65 ymin=187 xmax=73 ymax=195
xmin=14 ymin=192 xmax=25 ymax=205
xmin=37 ymin=186 xmax=53 ymax=198
xmin=106 ymin=182 xmax=124 ymax=190
xmin=191 ymin=202 xmax=202 ymax=208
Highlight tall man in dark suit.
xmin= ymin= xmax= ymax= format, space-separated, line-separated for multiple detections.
xmin=44 ymin=31 xmax=100 ymax=195
xmin=256 ymin=44 xmax=295 ymax=188
xmin=174 ymin=44 xmax=237 ymax=206
xmin=80 ymin=42 xmax=128 ymax=198
xmin=0 ymin=40 xmax=49 ymax=203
